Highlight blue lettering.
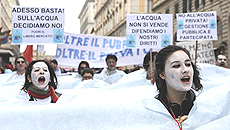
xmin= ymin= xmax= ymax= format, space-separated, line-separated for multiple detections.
xmin=83 ymin=37 xmax=89 ymax=46
xmin=88 ymin=51 xmax=91 ymax=60
xmin=137 ymin=48 xmax=140 ymax=55
xmin=92 ymin=52 xmax=96 ymax=60
xmin=80 ymin=50 xmax=86 ymax=60
xmin=76 ymin=37 xmax=83 ymax=46
xmin=62 ymin=48 xmax=67 ymax=58
xmin=143 ymin=49 xmax=148 ymax=54
xmin=116 ymin=40 xmax=121 ymax=49
xmin=68 ymin=49 xmax=74 ymax=58
xmin=110 ymin=39 xmax=115 ymax=49
xmin=91 ymin=38 xmax=94 ymax=47
xmin=120 ymin=49 xmax=127 ymax=57
xmin=71 ymin=36 xmax=77 ymax=45
xmin=100 ymin=52 xmax=106 ymax=60
xmin=126 ymin=49 xmax=133 ymax=56
xmin=95 ymin=38 xmax=99 ymax=47
xmin=103 ymin=38 xmax=108 ymax=48
xmin=56 ymin=48 xmax=62 ymax=58
xmin=74 ymin=49 xmax=79 ymax=59
xmin=65 ymin=35 xmax=70 ymax=44
xmin=143 ymin=49 xmax=152 ymax=54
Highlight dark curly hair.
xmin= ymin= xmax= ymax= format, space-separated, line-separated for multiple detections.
xmin=155 ymin=45 xmax=203 ymax=97
xmin=21 ymin=60 xmax=58 ymax=92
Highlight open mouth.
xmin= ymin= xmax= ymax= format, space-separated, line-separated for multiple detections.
xmin=181 ymin=76 xmax=190 ymax=84
xmin=38 ymin=76 xmax=45 ymax=84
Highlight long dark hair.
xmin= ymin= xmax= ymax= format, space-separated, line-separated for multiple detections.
xmin=78 ymin=61 xmax=90 ymax=75
xmin=155 ymin=45 xmax=203 ymax=97
xmin=21 ymin=60 xmax=58 ymax=92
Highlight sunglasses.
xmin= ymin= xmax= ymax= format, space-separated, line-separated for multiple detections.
xmin=16 ymin=61 xmax=25 ymax=64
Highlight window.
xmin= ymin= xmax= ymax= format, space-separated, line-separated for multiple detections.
xmin=195 ymin=0 xmax=205 ymax=9
xmin=195 ymin=0 xmax=199 ymax=9
xmin=175 ymin=3 xmax=179 ymax=18
xmin=165 ymin=8 xmax=169 ymax=14
xmin=120 ymin=3 xmax=122 ymax=20
xmin=183 ymin=0 xmax=192 ymax=13
xmin=116 ymin=8 xmax=119 ymax=23
xmin=124 ymin=0 xmax=127 ymax=14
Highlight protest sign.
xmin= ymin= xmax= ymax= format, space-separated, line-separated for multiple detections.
xmin=126 ymin=14 xmax=173 ymax=50
xmin=177 ymin=11 xmax=217 ymax=41
xmin=56 ymin=33 xmax=155 ymax=68
xmin=176 ymin=41 xmax=215 ymax=64
xmin=11 ymin=6 xmax=65 ymax=44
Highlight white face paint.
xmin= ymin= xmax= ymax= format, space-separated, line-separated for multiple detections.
xmin=31 ymin=62 xmax=50 ymax=90
xmin=164 ymin=50 xmax=194 ymax=91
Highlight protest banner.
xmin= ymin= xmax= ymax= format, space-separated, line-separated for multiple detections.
xmin=176 ymin=41 xmax=215 ymax=64
xmin=56 ymin=33 xmax=156 ymax=68
xmin=126 ymin=14 xmax=173 ymax=50
xmin=177 ymin=11 xmax=217 ymax=41
xmin=11 ymin=6 xmax=65 ymax=44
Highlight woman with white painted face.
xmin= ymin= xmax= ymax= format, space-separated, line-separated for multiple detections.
xmin=153 ymin=45 xmax=203 ymax=126
xmin=21 ymin=60 xmax=61 ymax=103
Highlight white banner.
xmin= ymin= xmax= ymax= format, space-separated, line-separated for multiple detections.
xmin=56 ymin=33 xmax=156 ymax=68
xmin=176 ymin=41 xmax=216 ymax=64
xmin=11 ymin=6 xmax=65 ymax=44
xmin=126 ymin=14 xmax=173 ymax=50
xmin=177 ymin=11 xmax=217 ymax=41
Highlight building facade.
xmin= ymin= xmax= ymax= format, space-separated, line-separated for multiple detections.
xmin=79 ymin=0 xmax=95 ymax=34
xmin=151 ymin=0 xmax=230 ymax=63
xmin=94 ymin=0 xmax=152 ymax=36
xmin=0 ymin=0 xmax=20 ymax=68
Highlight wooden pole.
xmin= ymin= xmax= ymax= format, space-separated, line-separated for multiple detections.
xmin=36 ymin=45 xmax=38 ymax=60
xmin=195 ymin=40 xmax=198 ymax=65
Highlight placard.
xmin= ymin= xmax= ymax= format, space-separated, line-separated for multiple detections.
xmin=177 ymin=11 xmax=217 ymax=41
xmin=176 ymin=41 xmax=215 ymax=64
xmin=11 ymin=6 xmax=65 ymax=44
xmin=126 ymin=14 xmax=173 ymax=50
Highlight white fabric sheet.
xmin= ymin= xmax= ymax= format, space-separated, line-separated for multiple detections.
xmin=0 ymin=63 xmax=230 ymax=130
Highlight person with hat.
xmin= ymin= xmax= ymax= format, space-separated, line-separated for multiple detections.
xmin=96 ymin=54 xmax=126 ymax=84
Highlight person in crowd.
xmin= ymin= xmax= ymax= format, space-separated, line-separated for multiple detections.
xmin=152 ymin=45 xmax=203 ymax=124
xmin=44 ymin=57 xmax=52 ymax=63
xmin=124 ymin=69 xmax=130 ymax=74
xmin=5 ymin=62 xmax=14 ymax=71
xmin=0 ymin=67 xmax=5 ymax=74
xmin=143 ymin=51 xmax=158 ymax=84
xmin=50 ymin=59 xmax=66 ymax=76
xmin=74 ymin=67 xmax=109 ymax=89
xmin=96 ymin=55 xmax=126 ymax=84
xmin=77 ymin=61 xmax=90 ymax=77
xmin=215 ymin=54 xmax=228 ymax=68
xmin=21 ymin=60 xmax=61 ymax=103
xmin=0 ymin=56 xmax=27 ymax=87
xmin=81 ymin=68 xmax=94 ymax=81
xmin=14 ymin=56 xmax=28 ymax=75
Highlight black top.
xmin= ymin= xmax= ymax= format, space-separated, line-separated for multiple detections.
xmin=155 ymin=90 xmax=196 ymax=118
